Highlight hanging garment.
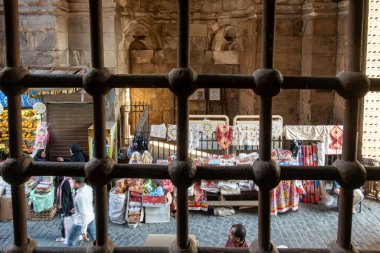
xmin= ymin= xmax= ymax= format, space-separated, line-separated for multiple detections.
xmin=150 ymin=124 xmax=167 ymax=139
xmin=325 ymin=125 xmax=344 ymax=155
xmin=283 ymin=125 xmax=327 ymax=141
xmin=189 ymin=123 xmax=200 ymax=151
xmin=234 ymin=124 xmax=259 ymax=146
xmin=217 ymin=125 xmax=233 ymax=150
xmin=200 ymin=119 xmax=216 ymax=139
xmin=167 ymin=124 xmax=177 ymax=141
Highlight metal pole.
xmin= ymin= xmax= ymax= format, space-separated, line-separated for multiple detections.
xmin=257 ymin=0 xmax=276 ymax=251
xmin=3 ymin=0 xmax=28 ymax=247
xmin=89 ymin=0 xmax=108 ymax=247
xmin=176 ymin=0 xmax=190 ymax=249
xmin=337 ymin=0 xmax=365 ymax=250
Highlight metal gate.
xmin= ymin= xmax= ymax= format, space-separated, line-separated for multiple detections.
xmin=0 ymin=0 xmax=380 ymax=253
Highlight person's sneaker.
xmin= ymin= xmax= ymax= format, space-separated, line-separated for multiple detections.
xmin=56 ymin=237 xmax=65 ymax=242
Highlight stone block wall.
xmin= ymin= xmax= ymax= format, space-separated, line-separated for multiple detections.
xmin=0 ymin=0 xmax=69 ymax=66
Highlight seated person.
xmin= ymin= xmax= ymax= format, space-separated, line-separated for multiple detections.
xmin=225 ymin=224 xmax=250 ymax=248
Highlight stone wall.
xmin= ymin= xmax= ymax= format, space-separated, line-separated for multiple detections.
xmin=0 ymin=0 xmax=350 ymax=127
xmin=0 ymin=0 xmax=69 ymax=66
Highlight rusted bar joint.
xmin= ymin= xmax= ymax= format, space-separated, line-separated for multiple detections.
xmin=334 ymin=159 xmax=366 ymax=189
xmin=0 ymin=67 xmax=29 ymax=96
xmin=336 ymin=71 xmax=370 ymax=99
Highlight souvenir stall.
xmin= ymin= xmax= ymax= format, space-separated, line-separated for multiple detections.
xmin=88 ymin=121 xmax=118 ymax=161
xmin=108 ymin=151 xmax=175 ymax=226
xmin=283 ymin=125 xmax=344 ymax=206
xmin=0 ymin=175 xmax=55 ymax=220
xmin=147 ymin=115 xmax=304 ymax=216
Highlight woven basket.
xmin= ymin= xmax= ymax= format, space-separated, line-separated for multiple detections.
xmin=29 ymin=204 xmax=57 ymax=221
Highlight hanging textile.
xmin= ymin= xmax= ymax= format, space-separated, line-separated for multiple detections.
xmin=0 ymin=91 xmax=42 ymax=108
xmin=150 ymin=124 xmax=167 ymax=139
xmin=283 ymin=125 xmax=326 ymax=141
xmin=167 ymin=125 xmax=177 ymax=141
xmin=271 ymin=180 xmax=305 ymax=215
xmin=200 ymin=119 xmax=215 ymax=139
xmin=217 ymin=125 xmax=233 ymax=151
xmin=234 ymin=124 xmax=259 ymax=146
xmin=189 ymin=123 xmax=200 ymax=151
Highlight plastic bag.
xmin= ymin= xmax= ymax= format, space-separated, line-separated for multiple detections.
xmin=108 ymin=188 xmax=127 ymax=224
xmin=143 ymin=179 xmax=157 ymax=195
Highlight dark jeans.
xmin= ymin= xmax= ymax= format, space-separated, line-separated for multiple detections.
xmin=67 ymin=220 xmax=96 ymax=246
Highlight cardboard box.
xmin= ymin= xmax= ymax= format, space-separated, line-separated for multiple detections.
xmin=142 ymin=195 xmax=168 ymax=207
xmin=0 ymin=196 xmax=31 ymax=220
xmin=145 ymin=205 xmax=170 ymax=224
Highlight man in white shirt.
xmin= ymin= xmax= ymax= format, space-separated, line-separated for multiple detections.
xmin=67 ymin=177 xmax=96 ymax=246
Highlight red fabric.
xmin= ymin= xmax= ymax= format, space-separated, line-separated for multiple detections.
xmin=217 ymin=125 xmax=233 ymax=151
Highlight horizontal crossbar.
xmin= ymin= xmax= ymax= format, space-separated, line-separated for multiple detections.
xmin=1 ymin=162 xmax=380 ymax=181
xmin=12 ymin=73 xmax=380 ymax=91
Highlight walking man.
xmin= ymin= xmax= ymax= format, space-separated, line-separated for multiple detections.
xmin=67 ymin=177 xmax=96 ymax=246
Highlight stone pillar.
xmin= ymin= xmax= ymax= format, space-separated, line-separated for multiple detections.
xmin=300 ymin=0 xmax=339 ymax=124
xmin=255 ymin=1 xmax=303 ymax=125
xmin=333 ymin=0 xmax=348 ymax=123
xmin=0 ymin=0 xmax=69 ymax=67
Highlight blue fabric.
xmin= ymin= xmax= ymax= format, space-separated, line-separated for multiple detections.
xmin=67 ymin=221 xmax=96 ymax=246
xmin=0 ymin=91 xmax=42 ymax=108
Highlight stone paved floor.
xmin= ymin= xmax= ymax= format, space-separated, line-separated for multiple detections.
xmin=1 ymin=197 xmax=380 ymax=250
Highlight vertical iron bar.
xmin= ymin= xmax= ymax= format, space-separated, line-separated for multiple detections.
xmin=176 ymin=0 xmax=190 ymax=249
xmin=261 ymin=0 xmax=276 ymax=69
xmin=89 ymin=0 xmax=104 ymax=69
xmin=258 ymin=0 xmax=276 ymax=251
xmin=258 ymin=97 xmax=273 ymax=251
xmin=89 ymin=0 xmax=108 ymax=247
xmin=3 ymin=0 xmax=28 ymax=247
xmin=337 ymin=0 xmax=364 ymax=250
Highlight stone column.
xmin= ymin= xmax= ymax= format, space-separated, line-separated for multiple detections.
xmin=300 ymin=0 xmax=339 ymax=124
xmin=333 ymin=0 xmax=348 ymax=123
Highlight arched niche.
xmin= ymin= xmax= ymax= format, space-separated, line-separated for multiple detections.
xmin=118 ymin=19 xmax=162 ymax=73
xmin=210 ymin=25 xmax=244 ymax=51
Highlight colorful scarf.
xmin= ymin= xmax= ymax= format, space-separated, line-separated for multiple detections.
xmin=217 ymin=125 xmax=233 ymax=151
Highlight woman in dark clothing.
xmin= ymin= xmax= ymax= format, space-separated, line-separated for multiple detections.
xmin=34 ymin=149 xmax=47 ymax=161
xmin=57 ymin=144 xmax=87 ymax=162
xmin=56 ymin=177 xmax=74 ymax=242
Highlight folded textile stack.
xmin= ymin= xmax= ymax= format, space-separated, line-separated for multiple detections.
xmin=35 ymin=182 xmax=53 ymax=195
xmin=239 ymin=180 xmax=256 ymax=191
xmin=219 ymin=181 xmax=240 ymax=195
xmin=126 ymin=191 xmax=143 ymax=224
xmin=201 ymin=180 xmax=219 ymax=193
